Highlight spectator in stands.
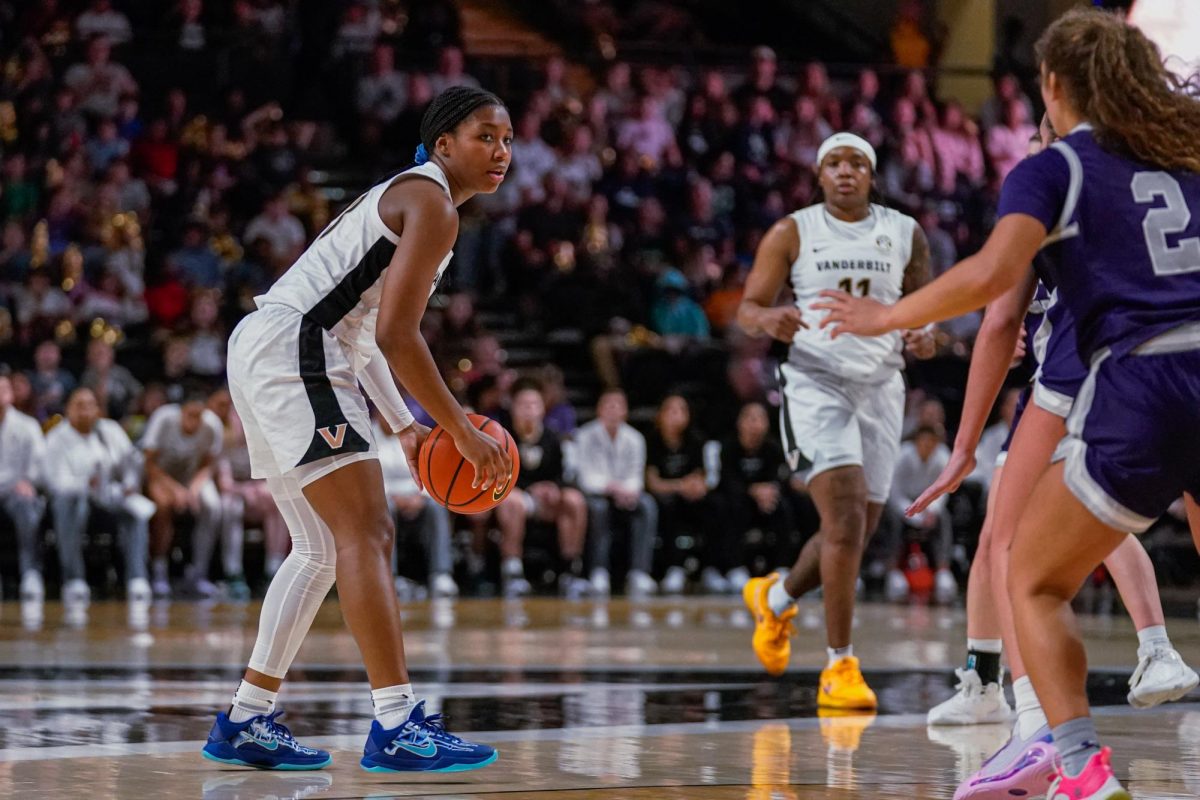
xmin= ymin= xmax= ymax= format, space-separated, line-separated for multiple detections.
xmin=885 ymin=425 xmax=957 ymax=604
xmin=645 ymin=393 xmax=714 ymax=594
xmin=13 ymin=270 xmax=71 ymax=345
xmin=495 ymin=380 xmax=589 ymax=598
xmin=63 ymin=36 xmax=137 ymax=119
xmin=428 ymin=45 xmax=480 ymax=95
xmin=538 ymin=365 xmax=577 ymax=438
xmin=168 ymin=219 xmax=221 ymax=290
xmin=28 ymin=339 xmax=75 ymax=420
xmin=84 ymin=117 xmax=128 ymax=176
xmin=356 ymin=43 xmax=407 ymax=133
xmin=776 ymin=95 xmax=832 ymax=169
xmin=511 ymin=112 xmax=557 ymax=204
xmin=734 ymin=46 xmax=790 ymax=112
xmin=985 ymin=98 xmax=1037 ymax=188
xmin=595 ymin=61 xmax=634 ymax=119
xmin=978 ymin=72 xmax=1034 ymax=132
xmin=713 ymin=402 xmax=790 ymax=583
xmin=371 ymin=411 xmax=458 ymax=600
xmin=576 ymin=389 xmax=658 ymax=596
xmin=207 ymin=387 xmax=271 ymax=599
xmin=75 ymin=0 xmax=132 ymax=45
xmin=930 ymin=100 xmax=985 ymax=196
xmin=81 ymin=336 xmax=141 ymax=420
xmin=651 ymin=268 xmax=710 ymax=339
xmin=559 ymin=126 xmax=604 ymax=206
xmin=43 ymin=387 xmax=151 ymax=608
xmin=1 ymin=154 xmax=40 ymax=224
xmin=141 ymin=386 xmax=224 ymax=598
xmin=184 ymin=290 xmax=227 ymax=377
xmin=0 ymin=370 xmax=47 ymax=603
xmin=244 ymin=194 xmax=306 ymax=270
xmin=616 ymin=95 xmax=676 ymax=165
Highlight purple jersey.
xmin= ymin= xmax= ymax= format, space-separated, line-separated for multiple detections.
xmin=998 ymin=125 xmax=1200 ymax=361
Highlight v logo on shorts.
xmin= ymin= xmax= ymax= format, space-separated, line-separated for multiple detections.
xmin=317 ymin=423 xmax=348 ymax=449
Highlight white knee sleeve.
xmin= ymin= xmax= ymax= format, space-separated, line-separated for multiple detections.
xmin=247 ymin=475 xmax=338 ymax=678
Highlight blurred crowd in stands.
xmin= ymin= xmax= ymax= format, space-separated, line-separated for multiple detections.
xmin=1 ymin=1 xmax=1195 ymax=612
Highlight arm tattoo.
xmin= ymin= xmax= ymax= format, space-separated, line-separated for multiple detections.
xmin=902 ymin=224 xmax=933 ymax=297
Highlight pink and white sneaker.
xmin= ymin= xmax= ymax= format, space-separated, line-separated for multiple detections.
xmin=1047 ymin=747 xmax=1131 ymax=800
xmin=953 ymin=724 xmax=1057 ymax=799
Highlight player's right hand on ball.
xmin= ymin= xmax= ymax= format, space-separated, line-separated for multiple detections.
xmin=761 ymin=307 xmax=807 ymax=342
xmin=455 ymin=426 xmax=512 ymax=491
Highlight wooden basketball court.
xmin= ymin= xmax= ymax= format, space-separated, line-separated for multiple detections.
xmin=1 ymin=597 xmax=1197 ymax=799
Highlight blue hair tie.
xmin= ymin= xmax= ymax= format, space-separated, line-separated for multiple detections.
xmin=414 ymin=143 xmax=429 ymax=165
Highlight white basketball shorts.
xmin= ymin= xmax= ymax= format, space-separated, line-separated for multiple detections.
xmin=227 ymin=303 xmax=378 ymax=486
xmin=776 ymin=362 xmax=905 ymax=504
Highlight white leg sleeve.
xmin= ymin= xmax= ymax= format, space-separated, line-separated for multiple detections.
xmin=247 ymin=474 xmax=338 ymax=678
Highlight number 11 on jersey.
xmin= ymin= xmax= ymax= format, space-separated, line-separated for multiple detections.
xmin=838 ymin=278 xmax=872 ymax=297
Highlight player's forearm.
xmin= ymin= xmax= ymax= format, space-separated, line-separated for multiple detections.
xmin=736 ymin=300 xmax=771 ymax=337
xmin=379 ymin=331 xmax=473 ymax=439
xmin=359 ymin=349 xmax=414 ymax=433
xmin=954 ymin=311 xmax=1023 ymax=454
xmin=883 ymin=251 xmax=1018 ymax=332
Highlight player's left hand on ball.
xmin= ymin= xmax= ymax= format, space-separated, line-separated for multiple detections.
xmin=811 ymin=291 xmax=893 ymax=338
xmin=397 ymin=421 xmax=432 ymax=491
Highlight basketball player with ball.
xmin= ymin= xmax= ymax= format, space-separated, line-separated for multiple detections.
xmin=202 ymin=87 xmax=515 ymax=773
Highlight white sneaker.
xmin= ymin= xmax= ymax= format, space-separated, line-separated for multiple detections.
xmin=927 ymin=668 xmax=1013 ymax=726
xmin=20 ymin=571 xmax=44 ymax=603
xmin=701 ymin=567 xmax=730 ymax=594
xmin=394 ymin=576 xmax=421 ymax=602
xmin=503 ymin=574 xmax=532 ymax=598
xmin=589 ymin=567 xmax=611 ymax=596
xmin=725 ymin=566 xmax=750 ymax=592
xmin=885 ymin=569 xmax=909 ymax=602
xmin=626 ymin=569 xmax=657 ymax=597
xmin=661 ymin=566 xmax=687 ymax=595
xmin=560 ymin=574 xmax=590 ymax=600
xmin=934 ymin=568 xmax=958 ymax=605
xmin=1128 ymin=645 xmax=1200 ymax=708
xmin=126 ymin=577 xmax=152 ymax=604
xmin=63 ymin=578 xmax=91 ymax=607
xmin=429 ymin=572 xmax=459 ymax=598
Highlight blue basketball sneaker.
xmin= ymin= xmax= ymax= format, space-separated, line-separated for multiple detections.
xmin=360 ymin=700 xmax=498 ymax=773
xmin=202 ymin=710 xmax=332 ymax=770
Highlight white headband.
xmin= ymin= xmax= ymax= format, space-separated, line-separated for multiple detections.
xmin=816 ymin=132 xmax=877 ymax=171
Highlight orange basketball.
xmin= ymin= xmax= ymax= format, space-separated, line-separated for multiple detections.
xmin=418 ymin=413 xmax=520 ymax=514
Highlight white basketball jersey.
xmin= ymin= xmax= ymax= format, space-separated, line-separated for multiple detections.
xmin=255 ymin=162 xmax=453 ymax=368
xmin=787 ymin=203 xmax=915 ymax=382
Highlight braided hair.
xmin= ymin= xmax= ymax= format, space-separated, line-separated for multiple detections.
xmin=414 ymin=86 xmax=506 ymax=164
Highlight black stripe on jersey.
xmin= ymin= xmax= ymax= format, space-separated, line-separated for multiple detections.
xmin=775 ymin=365 xmax=811 ymax=472
xmin=296 ymin=314 xmax=371 ymax=467
xmin=306 ymin=237 xmax=398 ymax=330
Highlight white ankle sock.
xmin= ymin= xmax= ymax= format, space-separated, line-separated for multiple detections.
xmin=502 ymin=556 xmax=524 ymax=578
xmin=1136 ymin=624 xmax=1170 ymax=655
xmin=230 ymin=680 xmax=277 ymax=723
xmin=1013 ymin=675 xmax=1048 ymax=739
xmin=826 ymin=644 xmax=853 ymax=667
xmin=766 ymin=578 xmax=795 ymax=616
xmin=372 ymin=684 xmax=417 ymax=730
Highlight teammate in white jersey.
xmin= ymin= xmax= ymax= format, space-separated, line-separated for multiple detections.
xmin=201 ymin=87 xmax=512 ymax=773
xmin=738 ymin=133 xmax=935 ymax=709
